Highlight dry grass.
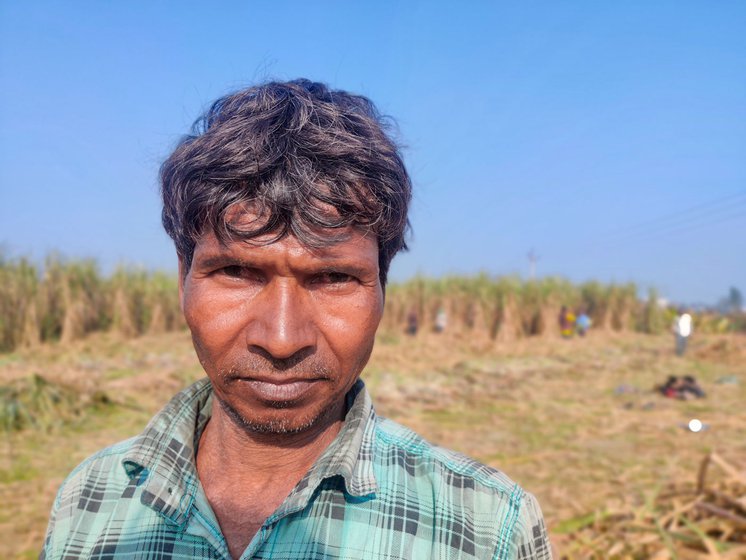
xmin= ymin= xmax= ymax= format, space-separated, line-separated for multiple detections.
xmin=559 ymin=452 xmax=746 ymax=558
xmin=1 ymin=329 xmax=744 ymax=559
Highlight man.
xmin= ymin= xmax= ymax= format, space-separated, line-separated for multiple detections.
xmin=41 ymin=79 xmax=551 ymax=559
xmin=672 ymin=310 xmax=692 ymax=356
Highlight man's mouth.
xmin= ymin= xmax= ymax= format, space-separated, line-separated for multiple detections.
xmin=237 ymin=377 xmax=323 ymax=402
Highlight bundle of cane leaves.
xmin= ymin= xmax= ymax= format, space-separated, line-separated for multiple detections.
xmin=0 ymin=374 xmax=83 ymax=432
xmin=558 ymin=452 xmax=746 ymax=559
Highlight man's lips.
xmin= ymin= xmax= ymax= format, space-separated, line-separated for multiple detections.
xmin=234 ymin=377 xmax=323 ymax=402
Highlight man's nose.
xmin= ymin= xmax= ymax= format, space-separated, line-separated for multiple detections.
xmin=245 ymin=278 xmax=316 ymax=361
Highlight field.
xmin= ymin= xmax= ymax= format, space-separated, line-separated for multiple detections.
xmin=1 ymin=327 xmax=745 ymax=559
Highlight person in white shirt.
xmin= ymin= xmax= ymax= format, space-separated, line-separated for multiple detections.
xmin=672 ymin=311 xmax=692 ymax=356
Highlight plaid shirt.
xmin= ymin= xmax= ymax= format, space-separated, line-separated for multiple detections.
xmin=42 ymin=378 xmax=551 ymax=559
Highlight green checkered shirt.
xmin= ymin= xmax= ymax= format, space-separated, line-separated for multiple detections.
xmin=41 ymin=378 xmax=551 ymax=559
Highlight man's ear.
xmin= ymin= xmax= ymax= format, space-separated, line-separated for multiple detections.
xmin=177 ymin=258 xmax=187 ymax=313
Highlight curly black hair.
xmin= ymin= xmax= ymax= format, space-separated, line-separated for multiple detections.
xmin=160 ymin=79 xmax=411 ymax=284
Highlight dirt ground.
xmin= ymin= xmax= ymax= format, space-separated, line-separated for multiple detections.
xmin=1 ymin=329 xmax=744 ymax=559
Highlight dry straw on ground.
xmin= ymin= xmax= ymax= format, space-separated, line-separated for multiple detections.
xmin=557 ymin=452 xmax=746 ymax=559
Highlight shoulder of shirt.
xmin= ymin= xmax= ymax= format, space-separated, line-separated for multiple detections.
xmin=370 ymin=415 xmax=549 ymax=552
xmin=373 ymin=414 xmax=519 ymax=496
xmin=52 ymin=436 xmax=138 ymax=509
xmin=53 ymin=379 xmax=212 ymax=507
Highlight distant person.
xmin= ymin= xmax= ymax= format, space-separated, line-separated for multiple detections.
xmin=405 ymin=308 xmax=419 ymax=336
xmin=559 ymin=305 xmax=576 ymax=338
xmin=672 ymin=310 xmax=693 ymax=356
xmin=434 ymin=307 xmax=448 ymax=333
xmin=680 ymin=375 xmax=706 ymax=399
xmin=575 ymin=309 xmax=591 ymax=337
xmin=41 ymin=79 xmax=550 ymax=559
xmin=658 ymin=375 xmax=705 ymax=399
xmin=659 ymin=375 xmax=681 ymax=398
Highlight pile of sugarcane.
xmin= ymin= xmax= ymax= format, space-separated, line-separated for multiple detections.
xmin=558 ymin=453 xmax=746 ymax=559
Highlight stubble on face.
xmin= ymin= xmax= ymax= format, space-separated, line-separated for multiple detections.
xmin=217 ymin=393 xmax=335 ymax=435
xmin=210 ymin=352 xmax=357 ymax=436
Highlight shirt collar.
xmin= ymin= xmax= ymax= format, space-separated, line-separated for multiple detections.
xmin=122 ymin=377 xmax=213 ymax=528
xmin=300 ymin=379 xmax=379 ymax=497
xmin=120 ymin=377 xmax=378 ymax=527
xmin=264 ymin=379 xmax=379 ymax=523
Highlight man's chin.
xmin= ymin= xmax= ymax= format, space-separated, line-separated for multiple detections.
xmin=219 ymin=398 xmax=326 ymax=435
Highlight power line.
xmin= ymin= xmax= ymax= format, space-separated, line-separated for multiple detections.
xmin=627 ymin=207 xmax=746 ymax=242
xmin=599 ymin=190 xmax=746 ymax=242
xmin=570 ymin=190 xmax=746 ymax=256
xmin=604 ymin=200 xmax=746 ymax=247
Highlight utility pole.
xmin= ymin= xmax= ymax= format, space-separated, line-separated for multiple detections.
xmin=527 ymin=249 xmax=539 ymax=281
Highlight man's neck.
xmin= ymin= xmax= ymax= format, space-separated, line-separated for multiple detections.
xmin=195 ymin=402 xmax=346 ymax=559
xmin=197 ymin=403 xmax=345 ymax=481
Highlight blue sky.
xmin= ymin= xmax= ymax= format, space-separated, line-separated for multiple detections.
xmin=1 ymin=2 xmax=744 ymax=304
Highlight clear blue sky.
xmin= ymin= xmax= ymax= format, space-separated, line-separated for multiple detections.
xmin=1 ymin=2 xmax=744 ymax=304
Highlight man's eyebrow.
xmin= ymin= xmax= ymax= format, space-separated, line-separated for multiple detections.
xmin=196 ymin=254 xmax=257 ymax=269
xmin=196 ymin=253 xmax=375 ymax=275
xmin=315 ymin=263 xmax=372 ymax=276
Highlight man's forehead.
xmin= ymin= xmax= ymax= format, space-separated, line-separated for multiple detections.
xmin=207 ymin=199 xmax=371 ymax=244
xmin=193 ymin=227 xmax=378 ymax=261
xmin=224 ymin=194 xmax=345 ymax=226
xmin=224 ymin=201 xmax=273 ymax=230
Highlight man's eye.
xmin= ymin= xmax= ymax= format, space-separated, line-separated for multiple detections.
xmin=219 ymin=265 xmax=253 ymax=279
xmin=317 ymin=272 xmax=354 ymax=284
xmin=220 ymin=265 xmax=243 ymax=278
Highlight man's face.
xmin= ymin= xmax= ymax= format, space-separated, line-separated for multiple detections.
xmin=179 ymin=226 xmax=383 ymax=435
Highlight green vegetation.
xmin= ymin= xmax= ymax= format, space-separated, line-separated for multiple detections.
xmin=0 ymin=374 xmax=115 ymax=433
